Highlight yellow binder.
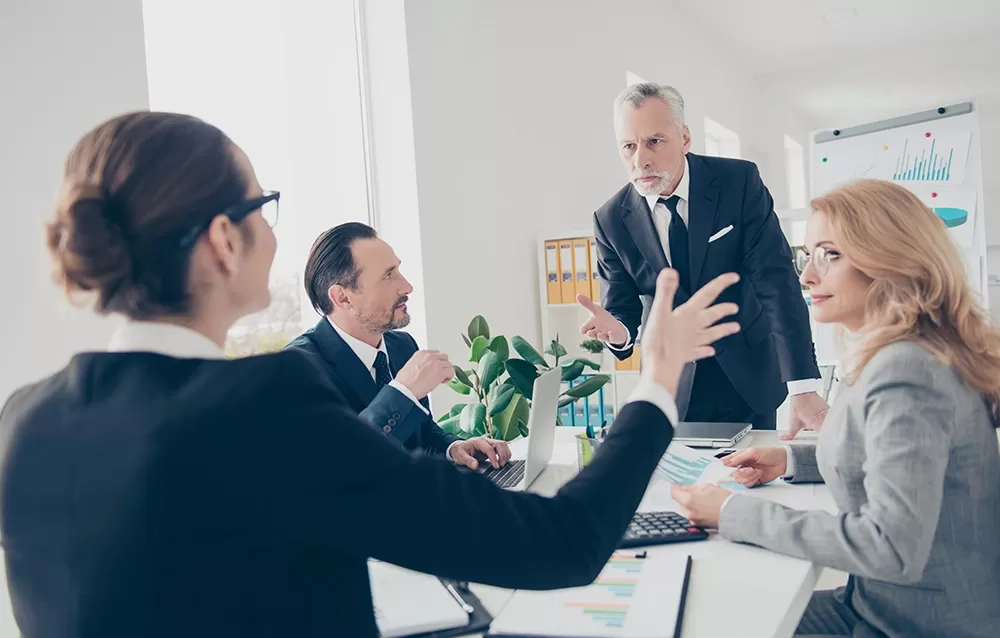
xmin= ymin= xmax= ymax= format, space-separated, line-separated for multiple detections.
xmin=631 ymin=348 xmax=641 ymax=370
xmin=588 ymin=237 xmax=600 ymax=303
xmin=544 ymin=240 xmax=561 ymax=304
xmin=559 ymin=240 xmax=575 ymax=303
xmin=573 ymin=238 xmax=590 ymax=299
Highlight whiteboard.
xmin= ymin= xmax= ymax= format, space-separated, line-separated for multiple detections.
xmin=809 ymin=104 xmax=988 ymax=364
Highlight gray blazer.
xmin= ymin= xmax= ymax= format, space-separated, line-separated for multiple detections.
xmin=720 ymin=340 xmax=1000 ymax=638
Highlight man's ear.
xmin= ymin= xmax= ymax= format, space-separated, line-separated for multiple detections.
xmin=328 ymin=284 xmax=351 ymax=311
xmin=681 ymin=124 xmax=692 ymax=154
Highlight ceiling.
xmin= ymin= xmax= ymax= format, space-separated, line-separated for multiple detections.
xmin=676 ymin=0 xmax=1000 ymax=128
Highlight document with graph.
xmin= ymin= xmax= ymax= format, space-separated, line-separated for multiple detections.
xmin=653 ymin=442 xmax=733 ymax=486
xmin=488 ymin=552 xmax=692 ymax=638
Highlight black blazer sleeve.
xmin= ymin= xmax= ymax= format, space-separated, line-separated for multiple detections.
xmin=405 ymin=334 xmax=460 ymax=454
xmin=255 ymin=351 xmax=674 ymax=590
xmin=594 ymin=212 xmax=641 ymax=360
xmin=740 ymin=164 xmax=819 ymax=382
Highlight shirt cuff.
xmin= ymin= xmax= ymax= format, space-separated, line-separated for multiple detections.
xmin=388 ymin=379 xmax=429 ymax=415
xmin=781 ymin=445 xmax=796 ymax=478
xmin=606 ymin=322 xmax=633 ymax=351
xmin=627 ymin=378 xmax=679 ymax=427
xmin=445 ymin=440 xmax=461 ymax=463
xmin=787 ymin=378 xmax=822 ymax=395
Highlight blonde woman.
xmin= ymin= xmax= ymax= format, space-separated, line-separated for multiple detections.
xmin=671 ymin=179 xmax=1000 ymax=638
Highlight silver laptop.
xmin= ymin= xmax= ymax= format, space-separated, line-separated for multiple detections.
xmin=672 ymin=421 xmax=751 ymax=448
xmin=479 ymin=367 xmax=561 ymax=491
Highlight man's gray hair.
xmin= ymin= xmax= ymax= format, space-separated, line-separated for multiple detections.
xmin=614 ymin=82 xmax=685 ymax=127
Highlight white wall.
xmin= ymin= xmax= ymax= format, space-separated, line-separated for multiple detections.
xmin=0 ymin=0 xmax=150 ymax=405
xmin=396 ymin=0 xmax=816 ymax=413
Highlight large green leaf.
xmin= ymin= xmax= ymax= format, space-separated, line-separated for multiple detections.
xmin=438 ymin=414 xmax=467 ymax=437
xmin=438 ymin=403 xmax=467 ymax=422
xmin=453 ymin=366 xmax=473 ymax=388
xmin=468 ymin=315 xmax=490 ymax=342
xmin=493 ymin=393 xmax=530 ymax=441
xmin=561 ymin=361 xmax=585 ymax=382
xmin=460 ymin=402 xmax=487 ymax=435
xmin=558 ymin=396 xmax=577 ymax=408
xmin=563 ymin=374 xmax=610 ymax=398
xmin=469 ymin=336 xmax=489 ymax=363
xmin=516 ymin=418 xmax=530 ymax=438
xmin=488 ymin=385 xmax=516 ymax=416
xmin=448 ymin=378 xmax=472 ymax=395
xmin=511 ymin=336 xmax=546 ymax=367
xmin=478 ymin=351 xmax=503 ymax=388
xmin=562 ymin=356 xmax=602 ymax=371
xmin=545 ymin=339 xmax=568 ymax=359
xmin=487 ymin=335 xmax=510 ymax=361
xmin=505 ymin=358 xmax=538 ymax=399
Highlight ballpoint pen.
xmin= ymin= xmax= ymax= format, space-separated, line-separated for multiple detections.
xmin=444 ymin=581 xmax=475 ymax=615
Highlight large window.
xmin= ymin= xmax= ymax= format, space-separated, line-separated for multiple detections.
xmin=703 ymin=116 xmax=741 ymax=159
xmin=784 ymin=134 xmax=808 ymax=209
xmin=142 ymin=0 xmax=372 ymax=356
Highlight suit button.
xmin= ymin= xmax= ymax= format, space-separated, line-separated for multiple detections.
xmin=388 ymin=418 xmax=397 ymax=426
xmin=383 ymin=425 xmax=392 ymax=433
xmin=393 ymin=413 xmax=401 ymax=420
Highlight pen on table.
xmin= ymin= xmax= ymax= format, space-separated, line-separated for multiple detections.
xmin=599 ymin=420 xmax=607 ymax=439
xmin=633 ymin=550 xmax=647 ymax=559
xmin=585 ymin=422 xmax=595 ymax=439
xmin=444 ymin=581 xmax=475 ymax=615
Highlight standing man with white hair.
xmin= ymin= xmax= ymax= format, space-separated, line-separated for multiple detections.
xmin=578 ymin=83 xmax=827 ymax=437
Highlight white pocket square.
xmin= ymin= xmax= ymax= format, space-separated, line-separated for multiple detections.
xmin=708 ymin=225 xmax=734 ymax=243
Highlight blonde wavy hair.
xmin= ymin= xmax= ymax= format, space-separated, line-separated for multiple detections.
xmin=812 ymin=179 xmax=1000 ymax=427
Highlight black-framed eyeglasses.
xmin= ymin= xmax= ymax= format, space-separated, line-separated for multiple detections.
xmin=179 ymin=190 xmax=281 ymax=247
xmin=794 ymin=245 xmax=833 ymax=277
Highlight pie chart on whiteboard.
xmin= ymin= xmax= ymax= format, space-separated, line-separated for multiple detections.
xmin=934 ymin=207 xmax=968 ymax=228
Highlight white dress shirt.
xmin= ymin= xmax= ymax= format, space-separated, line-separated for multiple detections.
xmin=612 ymin=157 xmax=819 ymax=395
xmin=107 ymin=320 xmax=682 ymax=461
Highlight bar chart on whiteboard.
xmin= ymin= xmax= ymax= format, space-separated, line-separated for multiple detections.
xmin=890 ymin=132 xmax=971 ymax=185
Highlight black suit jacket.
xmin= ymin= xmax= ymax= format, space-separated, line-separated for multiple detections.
xmin=594 ymin=153 xmax=818 ymax=415
xmin=0 ymin=349 xmax=673 ymax=637
xmin=285 ymin=318 xmax=457 ymax=456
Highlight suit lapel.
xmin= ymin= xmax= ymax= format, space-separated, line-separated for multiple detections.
xmin=685 ymin=154 xmax=721 ymax=289
xmin=622 ymin=186 xmax=669 ymax=273
xmin=311 ymin=318 xmax=379 ymax=407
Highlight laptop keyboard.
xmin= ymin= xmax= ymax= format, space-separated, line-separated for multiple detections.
xmin=482 ymin=460 xmax=526 ymax=488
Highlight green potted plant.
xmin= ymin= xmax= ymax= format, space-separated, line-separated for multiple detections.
xmin=437 ymin=316 xmax=610 ymax=441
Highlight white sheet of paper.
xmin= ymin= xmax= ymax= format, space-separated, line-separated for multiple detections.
xmin=368 ymin=560 xmax=469 ymax=637
xmin=489 ymin=551 xmax=690 ymax=637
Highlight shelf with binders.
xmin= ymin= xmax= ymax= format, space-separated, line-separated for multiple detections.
xmin=537 ymin=231 xmax=643 ymax=419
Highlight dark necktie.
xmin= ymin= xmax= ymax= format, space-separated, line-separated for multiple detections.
xmin=660 ymin=195 xmax=689 ymax=292
xmin=373 ymin=351 xmax=392 ymax=389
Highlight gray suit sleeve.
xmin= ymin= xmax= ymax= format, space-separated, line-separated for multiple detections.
xmin=719 ymin=353 xmax=952 ymax=584
xmin=785 ymin=445 xmax=824 ymax=484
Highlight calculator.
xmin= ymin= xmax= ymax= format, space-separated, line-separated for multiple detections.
xmin=618 ymin=511 xmax=709 ymax=548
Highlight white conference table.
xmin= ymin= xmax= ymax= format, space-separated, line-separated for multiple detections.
xmin=468 ymin=427 xmax=836 ymax=638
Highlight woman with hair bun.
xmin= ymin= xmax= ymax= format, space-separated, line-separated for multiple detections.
xmin=0 ymin=111 xmax=742 ymax=637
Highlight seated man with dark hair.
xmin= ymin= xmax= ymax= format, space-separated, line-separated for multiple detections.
xmin=287 ymin=222 xmax=510 ymax=470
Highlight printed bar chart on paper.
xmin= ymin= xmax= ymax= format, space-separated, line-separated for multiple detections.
xmin=654 ymin=443 xmax=733 ymax=486
xmin=890 ymin=132 xmax=971 ymax=185
xmin=488 ymin=552 xmax=691 ymax=637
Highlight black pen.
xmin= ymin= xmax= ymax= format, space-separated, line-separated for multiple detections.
xmin=444 ymin=581 xmax=475 ymax=615
xmin=633 ymin=550 xmax=647 ymax=559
